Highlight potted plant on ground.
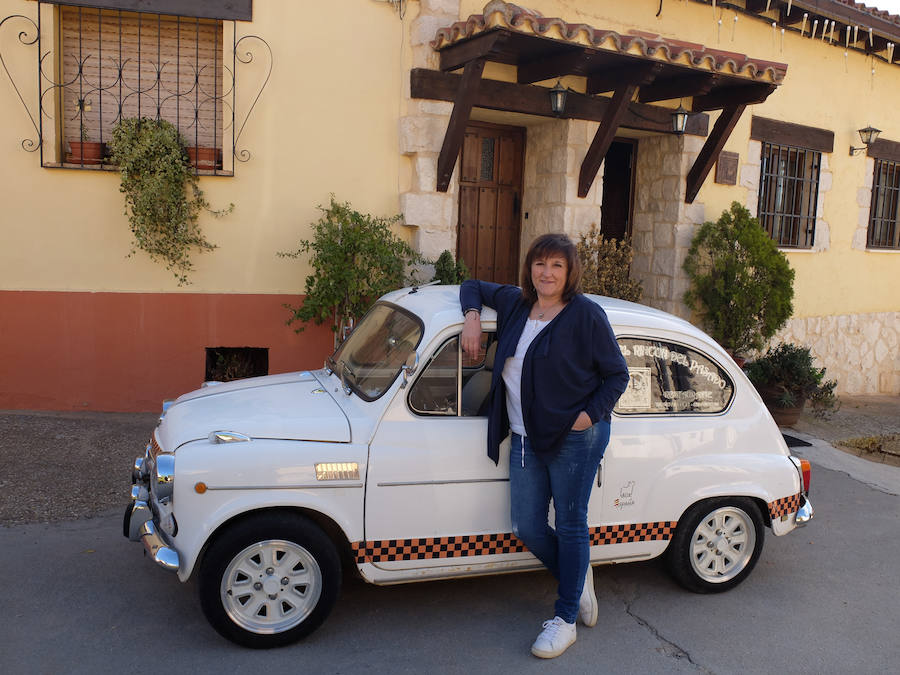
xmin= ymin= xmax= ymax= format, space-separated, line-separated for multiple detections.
xmin=683 ymin=202 xmax=794 ymax=365
xmin=745 ymin=343 xmax=838 ymax=426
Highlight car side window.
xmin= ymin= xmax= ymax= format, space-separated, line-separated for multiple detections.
xmin=615 ymin=338 xmax=734 ymax=414
xmin=409 ymin=332 xmax=495 ymax=417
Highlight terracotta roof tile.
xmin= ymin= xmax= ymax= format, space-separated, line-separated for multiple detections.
xmin=432 ymin=1 xmax=787 ymax=84
xmin=837 ymin=1 xmax=900 ymax=26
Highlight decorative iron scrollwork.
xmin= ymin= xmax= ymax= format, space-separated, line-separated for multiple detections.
xmin=1 ymin=7 xmax=272 ymax=171
xmin=233 ymin=34 xmax=272 ymax=163
xmin=0 ymin=14 xmax=41 ymax=152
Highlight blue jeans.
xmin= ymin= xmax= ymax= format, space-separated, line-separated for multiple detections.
xmin=509 ymin=421 xmax=610 ymax=624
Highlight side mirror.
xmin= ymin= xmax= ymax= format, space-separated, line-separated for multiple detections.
xmin=400 ymin=351 xmax=419 ymax=388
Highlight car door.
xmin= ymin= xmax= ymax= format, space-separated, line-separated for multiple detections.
xmin=598 ymin=335 xmax=738 ymax=553
xmin=364 ymin=330 xmax=539 ymax=573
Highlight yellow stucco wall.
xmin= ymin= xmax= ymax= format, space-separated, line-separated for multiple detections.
xmin=1 ymin=0 xmax=896 ymax=319
xmin=0 ymin=0 xmax=407 ymax=293
xmin=457 ymin=0 xmax=899 ymax=319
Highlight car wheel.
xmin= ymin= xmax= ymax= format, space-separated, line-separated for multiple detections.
xmin=666 ymin=497 xmax=764 ymax=593
xmin=198 ymin=512 xmax=341 ymax=648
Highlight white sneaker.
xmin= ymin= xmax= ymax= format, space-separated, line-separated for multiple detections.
xmin=530 ymin=616 xmax=576 ymax=659
xmin=579 ymin=565 xmax=598 ymax=627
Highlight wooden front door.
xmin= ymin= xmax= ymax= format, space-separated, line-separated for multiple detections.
xmin=457 ymin=122 xmax=525 ymax=284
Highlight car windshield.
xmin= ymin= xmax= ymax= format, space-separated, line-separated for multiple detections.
xmin=330 ymin=303 xmax=423 ymax=401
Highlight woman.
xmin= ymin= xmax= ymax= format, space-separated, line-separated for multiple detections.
xmin=459 ymin=233 xmax=629 ymax=659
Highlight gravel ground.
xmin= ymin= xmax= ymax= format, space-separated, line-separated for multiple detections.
xmin=790 ymin=394 xmax=900 ymax=443
xmin=0 ymin=410 xmax=158 ymax=525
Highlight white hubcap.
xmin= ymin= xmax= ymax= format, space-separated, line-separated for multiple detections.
xmin=690 ymin=506 xmax=756 ymax=583
xmin=221 ymin=539 xmax=322 ymax=634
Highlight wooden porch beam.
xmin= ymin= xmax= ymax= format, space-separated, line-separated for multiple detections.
xmin=585 ymin=62 xmax=663 ymax=95
xmin=691 ymin=83 xmax=776 ymax=111
xmin=517 ymin=48 xmax=588 ymax=84
xmin=436 ymin=58 xmax=486 ymax=192
xmin=638 ymin=73 xmax=720 ymax=103
xmin=685 ymin=103 xmax=746 ymax=204
xmin=411 ymin=68 xmax=710 ymax=136
xmin=578 ymin=81 xmax=640 ymax=198
xmin=439 ymin=31 xmax=505 ymax=72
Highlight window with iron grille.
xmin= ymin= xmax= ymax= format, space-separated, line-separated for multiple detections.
xmin=868 ymin=159 xmax=900 ymax=249
xmin=57 ymin=5 xmax=225 ymax=171
xmin=757 ymin=142 xmax=821 ymax=249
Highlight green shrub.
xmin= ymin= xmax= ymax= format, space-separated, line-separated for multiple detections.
xmin=280 ymin=197 xmax=423 ymax=349
xmin=432 ymin=250 xmax=469 ymax=285
xmin=576 ymin=224 xmax=643 ymax=302
xmin=683 ymin=202 xmax=794 ymax=355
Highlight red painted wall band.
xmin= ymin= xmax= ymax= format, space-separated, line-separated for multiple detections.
xmin=0 ymin=290 xmax=334 ymax=412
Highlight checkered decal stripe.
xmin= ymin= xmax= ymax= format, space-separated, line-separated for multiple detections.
xmin=768 ymin=493 xmax=802 ymax=519
xmin=352 ymin=533 xmax=526 ymax=564
xmin=352 ymin=522 xmax=677 ymax=564
xmin=589 ymin=521 xmax=676 ymax=545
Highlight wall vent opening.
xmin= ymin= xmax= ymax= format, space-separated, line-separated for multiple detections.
xmin=205 ymin=347 xmax=269 ymax=382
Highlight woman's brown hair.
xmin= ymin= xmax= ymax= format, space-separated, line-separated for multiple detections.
xmin=520 ymin=233 xmax=582 ymax=304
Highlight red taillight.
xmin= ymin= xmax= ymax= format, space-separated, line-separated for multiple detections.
xmin=799 ymin=458 xmax=811 ymax=494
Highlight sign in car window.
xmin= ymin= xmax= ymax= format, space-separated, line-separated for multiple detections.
xmin=615 ymin=338 xmax=733 ymax=414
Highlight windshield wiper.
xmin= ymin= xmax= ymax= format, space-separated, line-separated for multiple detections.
xmin=338 ymin=360 xmax=356 ymax=397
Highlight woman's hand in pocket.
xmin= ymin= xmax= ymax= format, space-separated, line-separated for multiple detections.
xmin=571 ymin=411 xmax=592 ymax=431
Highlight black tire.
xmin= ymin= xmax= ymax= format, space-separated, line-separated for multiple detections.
xmin=666 ymin=497 xmax=765 ymax=593
xmin=198 ymin=512 xmax=341 ymax=648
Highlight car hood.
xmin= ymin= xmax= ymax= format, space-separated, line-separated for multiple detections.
xmin=158 ymin=371 xmax=350 ymax=449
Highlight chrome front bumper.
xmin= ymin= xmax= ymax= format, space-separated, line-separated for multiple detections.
xmin=124 ymin=449 xmax=180 ymax=573
xmin=795 ymin=496 xmax=814 ymax=526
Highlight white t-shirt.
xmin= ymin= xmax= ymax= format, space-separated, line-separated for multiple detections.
xmin=502 ymin=318 xmax=550 ymax=436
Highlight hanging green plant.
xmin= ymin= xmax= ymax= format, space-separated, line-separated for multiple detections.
xmin=108 ymin=117 xmax=231 ymax=285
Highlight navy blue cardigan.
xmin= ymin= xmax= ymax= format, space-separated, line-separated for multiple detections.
xmin=460 ymin=280 xmax=629 ymax=464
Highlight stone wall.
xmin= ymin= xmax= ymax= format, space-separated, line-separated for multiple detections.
xmin=520 ymin=119 xmax=569 ymax=255
xmin=631 ymin=134 xmax=704 ymax=319
xmin=853 ymin=156 xmax=875 ymax=250
xmin=521 ymin=119 xmax=605 ymax=258
xmin=774 ymin=312 xmax=900 ymax=395
xmin=400 ymin=0 xmax=461 ymax=261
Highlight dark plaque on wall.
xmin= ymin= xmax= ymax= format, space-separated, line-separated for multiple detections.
xmin=715 ymin=151 xmax=739 ymax=185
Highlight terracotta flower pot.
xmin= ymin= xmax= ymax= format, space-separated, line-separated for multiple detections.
xmin=757 ymin=386 xmax=806 ymax=427
xmin=66 ymin=141 xmax=106 ymax=165
xmin=767 ymin=401 xmax=805 ymax=427
xmin=186 ymin=146 xmax=222 ymax=170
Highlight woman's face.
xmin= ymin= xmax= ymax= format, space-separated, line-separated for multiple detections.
xmin=531 ymin=254 xmax=568 ymax=302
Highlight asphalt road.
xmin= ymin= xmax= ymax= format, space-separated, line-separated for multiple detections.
xmin=2 ymin=438 xmax=898 ymax=675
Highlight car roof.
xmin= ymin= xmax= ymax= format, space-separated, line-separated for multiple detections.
xmin=381 ymin=284 xmax=716 ymax=346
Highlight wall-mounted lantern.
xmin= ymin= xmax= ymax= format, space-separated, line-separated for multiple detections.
xmin=849 ymin=125 xmax=882 ymax=155
xmin=549 ymin=81 xmax=567 ymax=116
xmin=672 ymin=103 xmax=690 ymax=134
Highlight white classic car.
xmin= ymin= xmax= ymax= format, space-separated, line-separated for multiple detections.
xmin=125 ymin=285 xmax=813 ymax=648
